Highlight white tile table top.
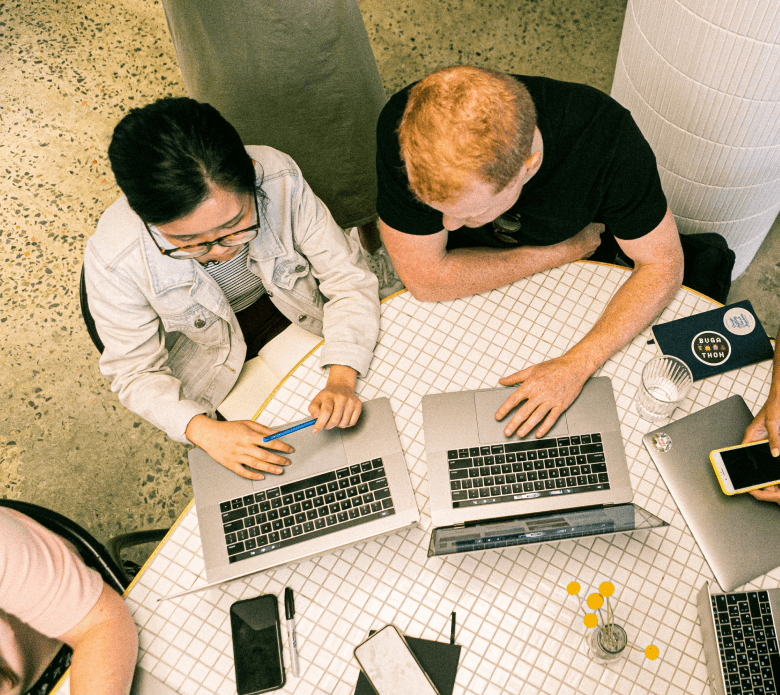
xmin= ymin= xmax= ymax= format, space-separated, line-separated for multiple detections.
xmin=77 ymin=263 xmax=780 ymax=695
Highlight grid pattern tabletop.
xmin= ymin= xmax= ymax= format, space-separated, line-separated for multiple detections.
xmin=100 ymin=263 xmax=780 ymax=694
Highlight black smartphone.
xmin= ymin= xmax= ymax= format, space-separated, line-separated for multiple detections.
xmin=230 ymin=594 xmax=286 ymax=694
xmin=710 ymin=440 xmax=780 ymax=494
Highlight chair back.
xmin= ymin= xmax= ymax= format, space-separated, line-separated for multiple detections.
xmin=0 ymin=500 xmax=126 ymax=592
xmin=80 ymin=265 xmax=105 ymax=354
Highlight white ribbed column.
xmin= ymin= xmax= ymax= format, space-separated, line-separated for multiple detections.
xmin=611 ymin=0 xmax=780 ymax=277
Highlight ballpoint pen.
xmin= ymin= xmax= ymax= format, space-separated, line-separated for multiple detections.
xmin=263 ymin=418 xmax=317 ymax=443
xmin=284 ymin=587 xmax=300 ymax=677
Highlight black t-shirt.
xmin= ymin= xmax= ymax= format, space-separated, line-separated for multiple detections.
xmin=376 ymin=75 xmax=668 ymax=248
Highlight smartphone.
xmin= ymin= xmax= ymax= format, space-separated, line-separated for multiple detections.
xmin=230 ymin=594 xmax=285 ymax=694
xmin=709 ymin=439 xmax=780 ymax=495
xmin=354 ymin=625 xmax=440 ymax=695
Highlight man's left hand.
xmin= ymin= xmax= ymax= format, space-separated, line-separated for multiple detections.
xmin=495 ymin=355 xmax=592 ymax=438
xmin=309 ymin=364 xmax=361 ymax=432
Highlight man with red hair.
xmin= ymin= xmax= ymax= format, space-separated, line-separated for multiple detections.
xmin=376 ymin=66 xmax=683 ymax=438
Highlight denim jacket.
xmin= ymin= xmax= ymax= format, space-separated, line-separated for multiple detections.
xmin=84 ymin=146 xmax=379 ymax=443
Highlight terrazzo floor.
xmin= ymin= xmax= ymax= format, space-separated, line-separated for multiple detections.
xmin=2 ymin=0 xmax=779 ymax=558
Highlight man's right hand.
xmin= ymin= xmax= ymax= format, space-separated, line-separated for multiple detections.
xmin=562 ymin=222 xmax=604 ymax=261
xmin=185 ymin=415 xmax=293 ymax=480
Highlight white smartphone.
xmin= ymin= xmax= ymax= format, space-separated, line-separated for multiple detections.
xmin=353 ymin=625 xmax=440 ymax=695
xmin=709 ymin=439 xmax=780 ymax=495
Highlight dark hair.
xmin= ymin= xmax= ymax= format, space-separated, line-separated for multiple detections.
xmin=0 ymin=662 xmax=19 ymax=689
xmin=108 ymin=98 xmax=260 ymax=225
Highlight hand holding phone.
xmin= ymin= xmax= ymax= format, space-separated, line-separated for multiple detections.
xmin=710 ymin=440 xmax=780 ymax=495
xmin=230 ymin=594 xmax=285 ymax=694
xmin=354 ymin=625 xmax=440 ymax=695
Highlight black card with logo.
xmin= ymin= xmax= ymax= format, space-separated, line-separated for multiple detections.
xmin=651 ymin=300 xmax=774 ymax=381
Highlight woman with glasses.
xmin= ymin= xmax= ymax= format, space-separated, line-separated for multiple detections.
xmin=83 ymin=98 xmax=380 ymax=480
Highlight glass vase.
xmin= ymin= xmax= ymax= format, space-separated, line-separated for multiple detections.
xmin=588 ymin=623 xmax=627 ymax=663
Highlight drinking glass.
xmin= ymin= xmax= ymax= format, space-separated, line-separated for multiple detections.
xmin=635 ymin=355 xmax=693 ymax=422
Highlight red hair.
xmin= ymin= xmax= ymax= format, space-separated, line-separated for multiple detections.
xmin=398 ymin=66 xmax=536 ymax=203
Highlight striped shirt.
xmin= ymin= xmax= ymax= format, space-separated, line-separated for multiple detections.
xmin=202 ymin=245 xmax=266 ymax=312
xmin=150 ymin=226 xmax=265 ymax=312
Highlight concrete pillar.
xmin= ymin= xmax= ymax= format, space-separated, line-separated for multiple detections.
xmin=611 ymin=0 xmax=780 ymax=277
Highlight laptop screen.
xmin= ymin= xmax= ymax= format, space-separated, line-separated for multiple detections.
xmin=427 ymin=504 xmax=667 ymax=557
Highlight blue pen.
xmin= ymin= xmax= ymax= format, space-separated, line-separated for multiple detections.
xmin=263 ymin=418 xmax=317 ymax=443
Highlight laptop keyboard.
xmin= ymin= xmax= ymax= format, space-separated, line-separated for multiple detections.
xmin=219 ymin=459 xmax=395 ymax=564
xmin=447 ymin=433 xmax=609 ymax=508
xmin=712 ymin=591 xmax=780 ymax=695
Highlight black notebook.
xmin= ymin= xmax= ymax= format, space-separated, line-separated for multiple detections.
xmin=651 ymin=300 xmax=774 ymax=381
xmin=354 ymin=633 xmax=461 ymax=695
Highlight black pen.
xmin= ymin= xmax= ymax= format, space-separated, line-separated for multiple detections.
xmin=450 ymin=611 xmax=456 ymax=644
xmin=284 ymin=587 xmax=300 ymax=677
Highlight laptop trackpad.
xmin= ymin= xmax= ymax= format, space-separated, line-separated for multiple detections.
xmin=251 ymin=425 xmax=346 ymax=491
xmin=474 ymin=388 xmax=570 ymax=444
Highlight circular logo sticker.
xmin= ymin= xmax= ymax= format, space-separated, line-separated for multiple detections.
xmin=723 ymin=307 xmax=756 ymax=336
xmin=651 ymin=432 xmax=672 ymax=453
xmin=692 ymin=331 xmax=731 ymax=366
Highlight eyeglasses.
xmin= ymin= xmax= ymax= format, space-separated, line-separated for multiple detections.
xmin=145 ymin=195 xmax=261 ymax=259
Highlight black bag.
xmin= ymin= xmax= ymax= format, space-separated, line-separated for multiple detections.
xmin=678 ymin=232 xmax=736 ymax=305
xmin=595 ymin=231 xmax=736 ymax=305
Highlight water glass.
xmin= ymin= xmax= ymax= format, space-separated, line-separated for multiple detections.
xmin=635 ymin=355 xmax=693 ymax=422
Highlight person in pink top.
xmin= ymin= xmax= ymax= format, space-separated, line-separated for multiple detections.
xmin=0 ymin=509 xmax=137 ymax=695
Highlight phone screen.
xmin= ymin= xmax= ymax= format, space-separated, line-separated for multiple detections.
xmin=230 ymin=595 xmax=285 ymax=694
xmin=354 ymin=625 xmax=438 ymax=695
xmin=721 ymin=442 xmax=780 ymax=491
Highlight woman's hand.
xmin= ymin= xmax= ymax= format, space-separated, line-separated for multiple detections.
xmin=742 ymin=394 xmax=780 ymax=456
xmin=185 ymin=415 xmax=294 ymax=480
xmin=749 ymin=485 xmax=780 ymax=505
xmin=742 ymin=388 xmax=780 ymax=505
xmin=742 ymin=330 xmax=780 ymax=503
xmin=309 ymin=365 xmax=361 ymax=432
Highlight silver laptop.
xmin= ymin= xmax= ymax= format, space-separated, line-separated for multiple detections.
xmin=428 ymin=503 xmax=667 ymax=557
xmin=423 ymin=377 xmax=634 ymax=529
xmin=644 ymin=396 xmax=780 ymax=591
xmin=697 ymin=580 xmax=780 ymax=695
xmin=190 ymin=398 xmax=420 ymax=585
